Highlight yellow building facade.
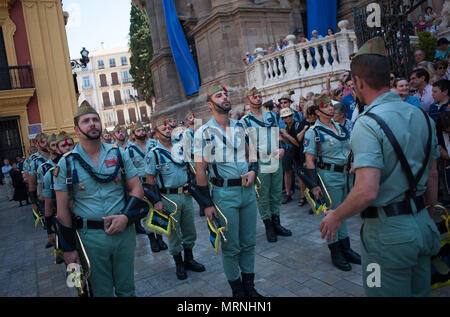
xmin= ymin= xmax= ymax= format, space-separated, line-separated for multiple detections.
xmin=0 ymin=0 xmax=78 ymax=160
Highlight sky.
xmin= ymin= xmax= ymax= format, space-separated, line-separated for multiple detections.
xmin=63 ymin=0 xmax=132 ymax=58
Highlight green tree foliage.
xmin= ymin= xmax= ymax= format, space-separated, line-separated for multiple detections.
xmin=129 ymin=1 xmax=154 ymax=112
xmin=416 ymin=31 xmax=437 ymax=62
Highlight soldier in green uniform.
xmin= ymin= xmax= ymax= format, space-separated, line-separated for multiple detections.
xmin=145 ymin=118 xmax=205 ymax=280
xmin=182 ymin=110 xmax=205 ymax=217
xmin=42 ymin=132 xmax=74 ymax=263
xmin=127 ymin=123 xmax=168 ymax=253
xmin=193 ymin=84 xmax=262 ymax=297
xmin=319 ymin=37 xmax=441 ymax=296
xmin=54 ymin=102 xmax=145 ymax=297
xmin=304 ymin=94 xmax=361 ymax=271
xmin=27 ymin=132 xmax=50 ymax=226
xmin=240 ymin=87 xmax=291 ymax=243
xmin=37 ymin=133 xmax=59 ymax=248
xmin=101 ymin=130 xmax=112 ymax=144
xmin=112 ymin=124 xmax=127 ymax=149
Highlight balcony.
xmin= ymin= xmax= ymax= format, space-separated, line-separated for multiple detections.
xmin=245 ymin=21 xmax=358 ymax=99
xmin=0 ymin=66 xmax=34 ymax=90
xmin=99 ymin=82 xmax=109 ymax=88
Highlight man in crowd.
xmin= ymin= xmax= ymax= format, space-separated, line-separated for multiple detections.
xmin=112 ymin=124 xmax=128 ymax=149
xmin=429 ymin=79 xmax=449 ymax=121
xmin=2 ymin=158 xmax=13 ymax=201
xmin=410 ymin=68 xmax=435 ymax=112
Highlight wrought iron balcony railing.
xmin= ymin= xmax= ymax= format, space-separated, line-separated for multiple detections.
xmin=0 ymin=65 xmax=34 ymax=91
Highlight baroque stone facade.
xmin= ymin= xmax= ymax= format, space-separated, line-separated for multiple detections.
xmin=134 ymin=0 xmax=443 ymax=123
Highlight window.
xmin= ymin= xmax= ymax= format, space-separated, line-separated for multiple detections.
xmin=121 ymin=70 xmax=132 ymax=83
xmin=114 ymin=90 xmax=122 ymax=105
xmin=109 ymin=58 xmax=116 ymax=67
xmin=102 ymin=92 xmax=111 ymax=107
xmin=111 ymin=72 xmax=119 ymax=85
xmin=99 ymin=74 xmax=107 ymax=87
xmin=98 ymin=60 xmax=104 ymax=69
xmin=121 ymin=56 xmax=128 ymax=66
xmin=82 ymin=76 xmax=91 ymax=89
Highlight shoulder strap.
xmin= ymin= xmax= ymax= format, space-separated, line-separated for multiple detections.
xmin=364 ymin=110 xmax=432 ymax=198
xmin=152 ymin=148 xmax=166 ymax=190
xmin=129 ymin=144 xmax=145 ymax=159
xmin=311 ymin=126 xmax=323 ymax=166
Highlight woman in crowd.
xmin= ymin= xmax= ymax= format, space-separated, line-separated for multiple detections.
xmin=435 ymin=38 xmax=450 ymax=61
xmin=432 ymin=59 xmax=450 ymax=84
xmin=10 ymin=163 xmax=29 ymax=207
xmin=415 ymin=15 xmax=428 ymax=34
xmin=332 ymin=102 xmax=352 ymax=132
xmin=331 ymin=88 xmax=343 ymax=102
xmin=394 ymin=78 xmax=422 ymax=108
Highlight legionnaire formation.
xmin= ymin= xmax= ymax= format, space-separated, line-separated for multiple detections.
xmin=21 ymin=37 xmax=444 ymax=298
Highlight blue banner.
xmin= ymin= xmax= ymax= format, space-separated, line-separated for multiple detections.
xmin=162 ymin=0 xmax=200 ymax=96
xmin=307 ymin=0 xmax=337 ymax=39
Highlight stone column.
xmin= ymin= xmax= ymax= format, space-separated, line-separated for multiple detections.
xmin=21 ymin=0 xmax=78 ymax=134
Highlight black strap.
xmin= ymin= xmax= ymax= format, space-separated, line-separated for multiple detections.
xmin=152 ymin=149 xmax=166 ymax=190
xmin=312 ymin=127 xmax=323 ymax=166
xmin=128 ymin=145 xmax=145 ymax=159
xmin=365 ymin=110 xmax=432 ymax=199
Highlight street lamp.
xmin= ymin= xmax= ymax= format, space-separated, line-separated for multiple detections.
xmin=71 ymin=47 xmax=90 ymax=69
xmin=129 ymin=94 xmax=142 ymax=122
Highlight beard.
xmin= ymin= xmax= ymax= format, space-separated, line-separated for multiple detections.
xmin=135 ymin=134 xmax=146 ymax=141
xmin=212 ymin=99 xmax=232 ymax=114
xmin=80 ymin=126 xmax=102 ymax=140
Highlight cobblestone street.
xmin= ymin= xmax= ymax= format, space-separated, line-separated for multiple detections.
xmin=0 ymin=184 xmax=449 ymax=298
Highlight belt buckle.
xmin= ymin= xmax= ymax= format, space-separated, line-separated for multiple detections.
xmin=65 ymin=177 xmax=72 ymax=185
xmin=177 ymin=187 xmax=183 ymax=194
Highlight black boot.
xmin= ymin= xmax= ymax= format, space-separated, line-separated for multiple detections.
xmin=271 ymin=215 xmax=292 ymax=236
xmin=45 ymin=241 xmax=53 ymax=249
xmin=241 ymin=273 xmax=263 ymax=297
xmin=228 ymin=278 xmax=246 ymax=297
xmin=263 ymin=219 xmax=277 ymax=243
xmin=340 ymin=237 xmax=361 ymax=264
xmin=184 ymin=248 xmax=205 ymax=272
xmin=328 ymin=241 xmax=351 ymax=271
xmin=156 ymin=234 xmax=168 ymax=250
xmin=148 ymin=233 xmax=160 ymax=253
xmin=173 ymin=253 xmax=187 ymax=280
xmin=134 ymin=222 xmax=147 ymax=234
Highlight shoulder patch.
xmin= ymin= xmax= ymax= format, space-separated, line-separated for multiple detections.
xmin=54 ymin=166 xmax=59 ymax=177
xmin=303 ymin=138 xmax=310 ymax=147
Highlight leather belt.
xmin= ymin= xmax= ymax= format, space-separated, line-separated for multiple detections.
xmin=211 ymin=177 xmax=244 ymax=187
xmin=318 ymin=163 xmax=345 ymax=173
xmin=361 ymin=195 xmax=426 ymax=219
xmin=75 ymin=217 xmax=105 ymax=230
xmin=160 ymin=187 xmax=185 ymax=194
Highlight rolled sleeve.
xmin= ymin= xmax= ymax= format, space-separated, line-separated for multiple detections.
xmin=42 ymin=171 xmax=53 ymax=198
xmin=54 ymin=156 xmax=68 ymax=192
xmin=145 ymin=150 xmax=156 ymax=176
xmin=303 ymin=128 xmax=316 ymax=155
xmin=351 ymin=117 xmax=384 ymax=170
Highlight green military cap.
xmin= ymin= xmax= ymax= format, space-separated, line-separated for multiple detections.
xmin=314 ymin=94 xmax=332 ymax=108
xmin=112 ymin=124 xmax=124 ymax=134
xmin=185 ymin=110 xmax=195 ymax=120
xmin=354 ymin=36 xmax=387 ymax=58
xmin=247 ymin=87 xmax=261 ymax=97
xmin=35 ymin=132 xmax=48 ymax=143
xmin=48 ymin=133 xmax=57 ymax=143
xmin=56 ymin=131 xmax=73 ymax=144
xmin=207 ymin=83 xmax=228 ymax=97
xmin=131 ymin=122 xmax=144 ymax=134
xmin=156 ymin=118 xmax=169 ymax=128
xmin=74 ymin=100 xmax=99 ymax=120
xmin=278 ymin=94 xmax=292 ymax=103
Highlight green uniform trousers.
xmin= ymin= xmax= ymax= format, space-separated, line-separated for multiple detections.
xmin=318 ymin=168 xmax=349 ymax=244
xmin=257 ymin=162 xmax=283 ymax=220
xmin=212 ymin=185 xmax=258 ymax=281
xmin=79 ymin=224 xmax=136 ymax=297
xmin=361 ymin=207 xmax=441 ymax=297
xmin=163 ymin=193 xmax=197 ymax=256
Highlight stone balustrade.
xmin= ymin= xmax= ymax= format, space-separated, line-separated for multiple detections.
xmin=245 ymin=21 xmax=358 ymax=102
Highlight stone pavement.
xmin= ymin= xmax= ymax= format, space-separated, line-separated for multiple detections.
xmin=0 ymin=184 xmax=449 ymax=297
